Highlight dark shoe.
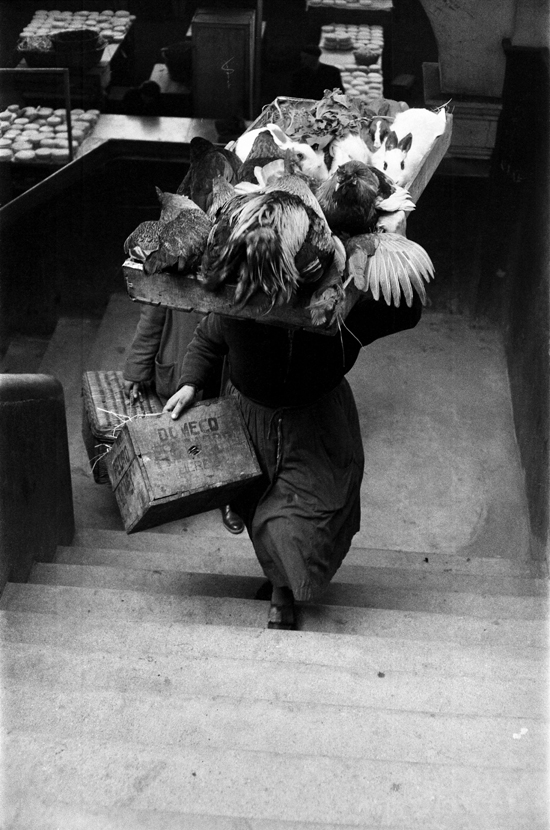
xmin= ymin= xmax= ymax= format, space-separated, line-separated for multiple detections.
xmin=267 ymin=586 xmax=296 ymax=631
xmin=221 ymin=504 xmax=244 ymax=535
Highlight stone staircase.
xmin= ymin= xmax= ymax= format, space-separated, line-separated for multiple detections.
xmin=1 ymin=297 xmax=549 ymax=829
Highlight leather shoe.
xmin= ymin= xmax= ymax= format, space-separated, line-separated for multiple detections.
xmin=221 ymin=504 xmax=244 ymax=534
xmin=267 ymin=586 xmax=296 ymax=630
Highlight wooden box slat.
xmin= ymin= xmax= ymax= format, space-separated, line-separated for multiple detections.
xmin=105 ymin=397 xmax=262 ymax=533
xmin=123 ymin=259 xmax=355 ymax=336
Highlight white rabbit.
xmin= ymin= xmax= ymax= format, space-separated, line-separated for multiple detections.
xmin=328 ymin=131 xmax=372 ymax=174
xmin=371 ymin=107 xmax=446 ymax=186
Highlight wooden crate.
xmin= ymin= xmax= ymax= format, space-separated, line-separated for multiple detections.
xmin=105 ymin=397 xmax=262 ymax=533
xmin=82 ymin=370 xmax=164 ymax=484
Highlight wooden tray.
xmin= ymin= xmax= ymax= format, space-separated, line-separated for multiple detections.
xmin=123 ymin=259 xmax=358 ymax=336
xmin=125 ymin=97 xmax=451 ymax=331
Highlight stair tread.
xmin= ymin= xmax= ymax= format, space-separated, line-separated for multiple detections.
xmin=2 ymin=610 xmax=545 ymax=681
xmin=2 ymin=582 xmax=545 ymax=648
xmin=5 ymin=685 xmax=546 ymax=770
xmin=70 ymin=527 xmax=549 ymax=578
xmin=2 ymin=639 xmax=545 ymax=719
xmin=2 ymin=798 xmax=391 ymax=830
xmin=54 ymin=545 xmax=550 ymax=596
xmin=3 ymin=732 xmax=546 ymax=829
xmin=29 ymin=562 xmax=550 ymax=619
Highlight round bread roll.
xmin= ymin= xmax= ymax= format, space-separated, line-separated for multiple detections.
xmin=115 ymin=9 xmax=130 ymax=16
xmin=23 ymin=132 xmax=42 ymax=147
xmin=46 ymin=116 xmax=63 ymax=126
xmin=35 ymin=147 xmax=52 ymax=161
xmin=7 ymin=105 xmax=21 ymax=113
xmin=14 ymin=149 xmax=36 ymax=162
xmin=51 ymin=148 xmax=69 ymax=162
xmin=0 ymin=148 xmax=14 ymax=160
xmin=0 ymin=137 xmax=12 ymax=149
xmin=39 ymin=138 xmax=57 ymax=148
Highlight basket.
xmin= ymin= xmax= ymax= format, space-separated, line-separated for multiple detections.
xmin=16 ymin=36 xmax=57 ymax=68
xmin=51 ymin=29 xmax=105 ymax=70
xmin=82 ymin=370 xmax=164 ymax=484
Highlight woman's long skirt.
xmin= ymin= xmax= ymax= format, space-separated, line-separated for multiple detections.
xmin=229 ymin=379 xmax=365 ymax=602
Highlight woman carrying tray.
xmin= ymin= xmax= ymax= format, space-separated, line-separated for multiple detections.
xmin=163 ymin=261 xmax=422 ymax=630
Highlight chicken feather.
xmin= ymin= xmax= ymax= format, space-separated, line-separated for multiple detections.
xmin=346 ymin=231 xmax=433 ymax=307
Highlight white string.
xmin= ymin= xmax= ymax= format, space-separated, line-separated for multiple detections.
xmin=340 ymin=317 xmax=364 ymax=349
xmin=96 ymin=408 xmax=161 ymax=439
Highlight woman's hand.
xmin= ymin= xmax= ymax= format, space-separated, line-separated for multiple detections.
xmin=123 ymin=380 xmax=142 ymax=403
xmin=163 ymin=384 xmax=196 ymax=419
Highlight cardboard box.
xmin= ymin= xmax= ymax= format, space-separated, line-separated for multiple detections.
xmin=82 ymin=370 xmax=164 ymax=484
xmin=105 ymin=397 xmax=262 ymax=533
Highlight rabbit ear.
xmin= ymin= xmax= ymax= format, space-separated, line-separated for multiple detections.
xmin=385 ymin=130 xmax=399 ymax=151
xmin=397 ymin=132 xmax=413 ymax=153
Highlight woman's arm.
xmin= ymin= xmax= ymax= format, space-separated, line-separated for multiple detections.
xmin=123 ymin=304 xmax=168 ymax=384
xmin=165 ymin=314 xmax=228 ymax=420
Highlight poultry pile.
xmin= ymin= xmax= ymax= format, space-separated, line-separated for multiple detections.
xmin=123 ymin=92 xmax=446 ymax=326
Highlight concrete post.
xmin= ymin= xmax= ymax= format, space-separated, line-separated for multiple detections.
xmin=0 ymin=374 xmax=74 ymax=592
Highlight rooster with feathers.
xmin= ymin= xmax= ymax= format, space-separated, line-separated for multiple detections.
xmin=201 ymin=162 xmax=338 ymax=308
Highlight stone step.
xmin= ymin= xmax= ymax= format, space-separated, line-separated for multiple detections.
xmin=1 ymin=582 xmax=545 ymax=648
xmin=55 ymin=544 xmax=549 ymax=597
xmin=3 ymin=733 xmax=546 ymax=829
xmin=29 ymin=562 xmax=550 ymax=620
xmin=4 ymin=798 xmax=377 ymax=830
xmin=5 ymin=685 xmax=545 ymax=770
xmin=2 ymin=611 xmax=545 ymax=682
xmin=2 ymin=639 xmax=545 ymax=719
xmin=71 ymin=527 xmax=549 ymax=577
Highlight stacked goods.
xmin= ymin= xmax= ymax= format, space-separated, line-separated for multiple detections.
xmin=319 ymin=24 xmax=384 ymax=103
xmin=321 ymin=27 xmax=355 ymax=51
xmin=0 ymin=104 xmax=99 ymax=163
xmin=321 ymin=23 xmax=383 ymax=55
xmin=17 ymin=9 xmax=135 ymax=47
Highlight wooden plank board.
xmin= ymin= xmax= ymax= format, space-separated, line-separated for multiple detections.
xmin=123 ymin=260 xmax=357 ymax=336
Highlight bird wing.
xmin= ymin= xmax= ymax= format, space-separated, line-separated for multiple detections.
xmin=123 ymin=220 xmax=160 ymax=261
xmin=143 ymin=209 xmax=212 ymax=275
xmin=206 ymin=176 xmax=238 ymax=219
xmin=344 ymin=234 xmax=378 ymax=290
xmin=365 ymin=232 xmax=434 ymax=306
xmin=156 ymin=189 xmax=199 ymax=224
